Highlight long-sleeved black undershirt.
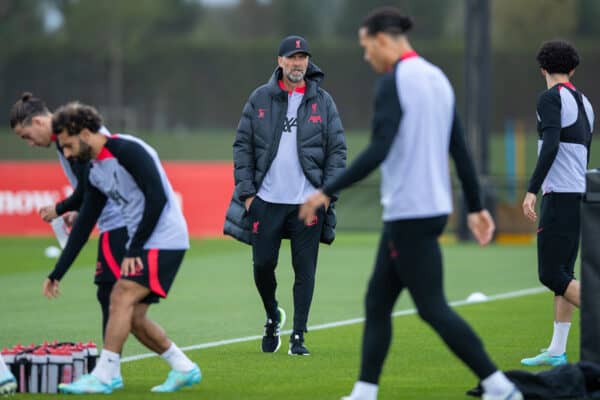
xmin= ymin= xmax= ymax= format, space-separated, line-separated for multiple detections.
xmin=48 ymin=184 xmax=106 ymax=281
xmin=55 ymin=162 xmax=89 ymax=216
xmin=527 ymin=90 xmax=562 ymax=194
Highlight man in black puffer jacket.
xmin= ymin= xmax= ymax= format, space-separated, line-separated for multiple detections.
xmin=223 ymin=35 xmax=346 ymax=356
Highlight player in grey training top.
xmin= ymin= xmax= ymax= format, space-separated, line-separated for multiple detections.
xmin=521 ymin=40 xmax=594 ymax=368
xmin=9 ymin=93 xmax=127 ymax=357
xmin=49 ymin=102 xmax=200 ymax=395
xmin=301 ymin=7 xmax=522 ymax=400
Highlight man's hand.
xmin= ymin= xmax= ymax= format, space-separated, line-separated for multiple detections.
xmin=244 ymin=196 xmax=255 ymax=212
xmin=467 ymin=209 xmax=495 ymax=246
xmin=38 ymin=205 xmax=58 ymax=223
xmin=121 ymin=257 xmax=144 ymax=277
xmin=522 ymin=192 xmax=537 ymax=222
xmin=43 ymin=278 xmax=60 ymax=299
xmin=299 ymin=190 xmax=330 ymax=225
xmin=63 ymin=211 xmax=78 ymax=228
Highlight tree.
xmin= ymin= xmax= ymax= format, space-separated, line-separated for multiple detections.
xmin=58 ymin=0 xmax=201 ymax=109
xmin=577 ymin=0 xmax=600 ymax=37
xmin=492 ymin=0 xmax=577 ymax=47
xmin=334 ymin=0 xmax=456 ymax=40
xmin=0 ymin=0 xmax=50 ymax=54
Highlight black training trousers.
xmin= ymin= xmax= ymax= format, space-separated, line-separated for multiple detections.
xmin=360 ymin=216 xmax=497 ymax=383
xmin=249 ymin=196 xmax=325 ymax=333
xmin=537 ymin=193 xmax=581 ymax=296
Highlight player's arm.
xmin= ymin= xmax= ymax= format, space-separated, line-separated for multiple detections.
xmin=106 ymin=139 xmax=167 ymax=258
xmin=449 ymin=110 xmax=483 ymax=212
xmin=233 ymin=98 xmax=257 ymax=201
xmin=47 ymin=184 xmax=106 ymax=282
xmin=322 ymin=94 xmax=347 ymax=202
xmin=449 ymin=111 xmax=495 ymax=245
xmin=55 ymin=162 xmax=89 ymax=216
xmin=322 ymin=73 xmax=401 ymax=197
xmin=527 ymin=91 xmax=562 ymax=194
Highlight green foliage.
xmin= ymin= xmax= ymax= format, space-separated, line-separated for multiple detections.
xmin=57 ymin=0 xmax=201 ymax=58
xmin=335 ymin=0 xmax=458 ymax=40
xmin=577 ymin=0 xmax=600 ymax=36
xmin=492 ymin=0 xmax=578 ymax=47
xmin=0 ymin=0 xmax=49 ymax=55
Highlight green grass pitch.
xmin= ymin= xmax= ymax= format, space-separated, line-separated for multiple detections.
xmin=0 ymin=234 xmax=579 ymax=399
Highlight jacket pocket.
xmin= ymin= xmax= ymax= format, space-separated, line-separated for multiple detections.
xmin=247 ymin=196 xmax=261 ymax=216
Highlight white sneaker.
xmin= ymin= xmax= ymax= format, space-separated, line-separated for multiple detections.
xmin=482 ymin=387 xmax=523 ymax=400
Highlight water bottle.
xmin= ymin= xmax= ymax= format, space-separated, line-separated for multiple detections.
xmin=50 ymin=217 xmax=69 ymax=249
xmin=28 ymin=348 xmax=48 ymax=393
xmin=14 ymin=345 xmax=29 ymax=393
xmin=40 ymin=342 xmax=51 ymax=393
xmin=85 ymin=342 xmax=98 ymax=373
xmin=58 ymin=346 xmax=73 ymax=385
xmin=48 ymin=348 xmax=72 ymax=393
xmin=71 ymin=344 xmax=85 ymax=380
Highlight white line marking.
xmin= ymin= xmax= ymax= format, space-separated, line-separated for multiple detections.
xmin=122 ymin=286 xmax=547 ymax=363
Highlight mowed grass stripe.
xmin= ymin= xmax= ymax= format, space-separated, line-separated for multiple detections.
xmin=0 ymin=235 xmax=541 ymax=356
xmin=121 ymin=286 xmax=547 ymax=363
xmin=1 ymin=236 xmax=573 ymax=399
xmin=17 ymin=292 xmax=577 ymax=399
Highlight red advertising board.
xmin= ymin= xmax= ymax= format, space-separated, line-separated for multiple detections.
xmin=0 ymin=161 xmax=234 ymax=237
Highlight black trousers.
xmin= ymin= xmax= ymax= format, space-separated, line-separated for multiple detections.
xmin=537 ymin=193 xmax=582 ymax=295
xmin=249 ymin=196 xmax=325 ymax=333
xmin=360 ymin=216 xmax=497 ymax=383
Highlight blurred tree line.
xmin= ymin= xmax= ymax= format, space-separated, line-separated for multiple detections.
xmin=0 ymin=0 xmax=599 ymax=131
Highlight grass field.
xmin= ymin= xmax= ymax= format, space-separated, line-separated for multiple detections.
xmin=0 ymin=234 xmax=580 ymax=399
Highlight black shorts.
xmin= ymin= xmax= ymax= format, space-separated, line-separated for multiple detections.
xmin=95 ymin=227 xmax=128 ymax=284
xmin=537 ymin=193 xmax=582 ymax=295
xmin=122 ymin=249 xmax=186 ymax=304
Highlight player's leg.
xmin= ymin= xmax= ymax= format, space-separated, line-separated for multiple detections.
xmin=96 ymin=283 xmax=112 ymax=340
xmin=560 ymin=280 xmax=580 ymax=308
xmin=287 ymin=205 xmax=325 ymax=355
xmin=129 ymin=302 xmax=166 ymax=354
xmin=95 ymin=228 xmax=128 ymax=336
xmin=394 ymin=216 xmax=519 ymax=399
xmin=95 ymin=282 xmax=125 ymax=390
xmin=342 ymin=228 xmax=402 ymax=400
xmin=250 ymin=197 xmax=286 ymax=352
xmin=95 ymin=227 xmax=128 ymax=389
xmin=59 ymin=279 xmax=150 ymax=394
xmin=523 ymin=193 xmax=580 ymax=366
xmin=131 ymin=249 xmax=200 ymax=392
xmin=548 ymin=194 xmax=581 ymax=358
xmin=129 ymin=303 xmax=200 ymax=393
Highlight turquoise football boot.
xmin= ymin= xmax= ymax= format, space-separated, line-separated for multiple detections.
xmin=150 ymin=363 xmax=201 ymax=392
xmin=58 ymin=374 xmax=112 ymax=394
xmin=111 ymin=376 xmax=124 ymax=390
xmin=0 ymin=372 xmax=17 ymax=396
xmin=521 ymin=351 xmax=567 ymax=366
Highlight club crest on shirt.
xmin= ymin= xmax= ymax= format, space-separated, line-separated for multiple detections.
xmin=283 ymin=117 xmax=298 ymax=132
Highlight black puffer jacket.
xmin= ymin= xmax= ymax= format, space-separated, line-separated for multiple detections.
xmin=224 ymin=62 xmax=347 ymax=245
